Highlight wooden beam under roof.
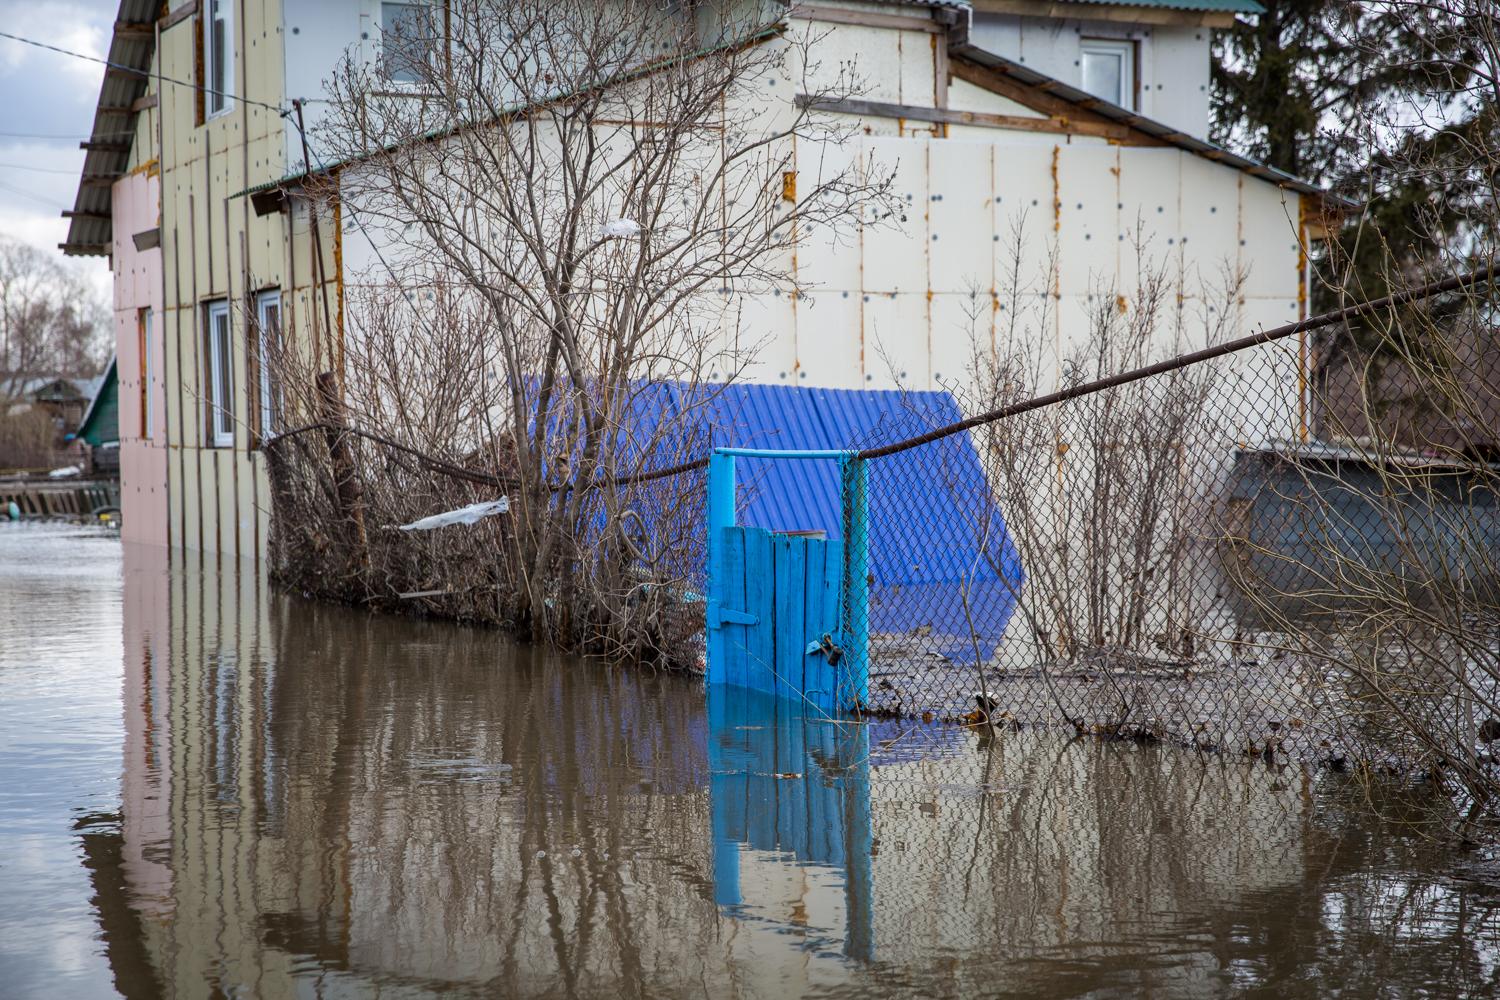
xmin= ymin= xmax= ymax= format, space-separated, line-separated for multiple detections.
xmin=159 ymin=1 xmax=198 ymax=31
xmin=949 ymin=57 xmax=1157 ymax=139
xmin=113 ymin=19 xmax=155 ymax=37
xmin=788 ymin=2 xmax=945 ymax=32
xmin=796 ymin=94 xmax=1145 ymax=141
xmin=79 ymin=140 xmax=131 ymax=153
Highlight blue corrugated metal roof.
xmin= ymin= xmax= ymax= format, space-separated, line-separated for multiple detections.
xmin=616 ymin=382 xmax=1022 ymax=646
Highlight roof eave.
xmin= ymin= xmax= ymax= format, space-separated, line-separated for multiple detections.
xmin=950 ymin=43 xmax=1356 ymax=213
xmin=62 ymin=0 xmax=161 ymax=258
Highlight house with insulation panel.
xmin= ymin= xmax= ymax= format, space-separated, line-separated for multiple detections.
xmin=64 ymin=0 xmax=1342 ymax=562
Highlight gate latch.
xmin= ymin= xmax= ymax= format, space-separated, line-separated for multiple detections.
xmin=706 ymin=601 xmax=758 ymax=629
xmin=804 ymin=632 xmax=844 ymax=666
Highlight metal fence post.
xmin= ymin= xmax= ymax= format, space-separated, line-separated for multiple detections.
xmin=840 ymin=454 xmax=870 ymax=712
xmin=706 ymin=449 xmax=736 ymax=686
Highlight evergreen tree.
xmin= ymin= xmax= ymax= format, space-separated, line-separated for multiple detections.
xmin=1212 ymin=1 xmax=1495 ymax=309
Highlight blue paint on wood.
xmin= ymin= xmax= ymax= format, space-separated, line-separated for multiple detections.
xmin=706 ymin=685 xmax=875 ymax=959
xmin=840 ymin=456 xmax=870 ymax=712
xmin=705 ymin=451 xmax=737 ymax=686
xmin=707 ymin=446 xmax=869 ymax=717
xmin=744 ymin=526 xmax=777 ymax=698
xmin=773 ymin=532 xmax=803 ymax=704
xmin=722 ymin=526 xmax=748 ymax=691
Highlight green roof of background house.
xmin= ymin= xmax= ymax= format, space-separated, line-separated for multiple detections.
xmin=77 ymin=356 xmax=118 ymax=447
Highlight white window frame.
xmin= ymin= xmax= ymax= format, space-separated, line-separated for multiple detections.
xmin=140 ymin=308 xmax=153 ymax=440
xmin=255 ymin=289 xmax=281 ymax=442
xmin=1080 ymin=38 xmax=1136 ymax=111
xmin=204 ymin=0 xmax=234 ymax=118
xmin=206 ymin=299 xmax=234 ymax=448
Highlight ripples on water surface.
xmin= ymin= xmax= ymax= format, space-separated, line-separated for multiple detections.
xmin=0 ymin=522 xmax=1498 ymax=998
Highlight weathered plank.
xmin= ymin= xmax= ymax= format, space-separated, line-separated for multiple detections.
xmin=744 ymin=527 xmax=776 ymax=698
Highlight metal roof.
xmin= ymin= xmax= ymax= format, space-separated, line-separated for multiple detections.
xmin=1037 ymin=0 xmax=1262 ymax=11
xmin=620 ymin=381 xmax=1022 ymax=646
xmin=61 ymin=0 xmax=160 ymax=257
xmin=233 ymin=24 xmax=787 ymax=201
xmin=76 ymin=356 xmax=119 ymax=446
xmin=951 ymin=43 xmax=1350 ymax=208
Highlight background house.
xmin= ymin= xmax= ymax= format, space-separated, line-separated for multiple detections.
xmin=65 ymin=0 xmax=1335 ymax=562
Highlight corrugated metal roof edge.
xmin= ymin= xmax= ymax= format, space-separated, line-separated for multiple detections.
xmin=1055 ymin=0 xmax=1264 ymax=13
xmin=230 ymin=24 xmax=786 ymax=201
xmin=951 ymin=44 xmax=1356 ymax=212
xmin=61 ymin=0 xmax=159 ymax=257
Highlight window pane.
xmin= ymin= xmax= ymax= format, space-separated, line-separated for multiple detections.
xmin=211 ymin=19 xmax=227 ymax=111
xmin=141 ymin=309 xmax=152 ymax=440
xmin=1081 ymin=50 xmax=1123 ymax=107
xmin=212 ymin=308 xmax=233 ymax=442
xmin=382 ymin=2 xmax=435 ymax=83
xmin=258 ymin=296 xmax=279 ymax=439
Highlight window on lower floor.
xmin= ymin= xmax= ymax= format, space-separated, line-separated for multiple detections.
xmin=205 ymin=299 xmax=234 ymax=448
xmin=1081 ymin=38 xmax=1136 ymax=110
xmin=254 ymin=289 xmax=281 ymax=443
xmin=138 ymin=308 xmax=153 ymax=440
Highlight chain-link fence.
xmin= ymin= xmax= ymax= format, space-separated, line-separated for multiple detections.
xmin=266 ymin=268 xmax=1500 ymax=800
xmin=835 ymin=272 xmax=1500 ymax=797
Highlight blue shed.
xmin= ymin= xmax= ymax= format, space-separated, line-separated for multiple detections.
xmin=614 ymin=381 xmax=1022 ymax=647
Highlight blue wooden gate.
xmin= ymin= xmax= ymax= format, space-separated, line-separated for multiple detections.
xmin=705 ymin=449 xmax=868 ymax=714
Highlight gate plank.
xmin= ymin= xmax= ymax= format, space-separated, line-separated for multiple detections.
xmin=723 ymin=526 xmax=748 ymax=691
xmin=773 ymin=533 xmax=804 ymax=705
xmin=744 ymin=527 xmax=776 ymax=698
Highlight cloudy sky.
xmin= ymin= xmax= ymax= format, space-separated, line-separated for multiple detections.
xmin=0 ymin=0 xmax=120 ymax=297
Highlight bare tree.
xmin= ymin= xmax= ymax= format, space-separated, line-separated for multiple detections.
xmin=962 ymin=227 xmax=1243 ymax=671
xmin=0 ymin=236 xmax=108 ymax=397
xmin=268 ymin=0 xmax=894 ymax=662
xmin=1218 ymin=0 xmax=1500 ymax=818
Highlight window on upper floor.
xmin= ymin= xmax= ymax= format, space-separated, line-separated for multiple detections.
xmin=381 ymin=1 xmax=441 ymax=85
xmin=204 ymin=0 xmax=234 ymax=118
xmin=1080 ymin=38 xmax=1135 ymax=111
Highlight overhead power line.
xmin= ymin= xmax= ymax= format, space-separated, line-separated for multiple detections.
xmin=0 ymin=162 xmax=81 ymax=175
xmin=0 ymin=28 xmax=289 ymax=116
xmin=0 ymin=131 xmax=127 ymax=141
xmin=0 ymin=178 xmax=67 ymax=209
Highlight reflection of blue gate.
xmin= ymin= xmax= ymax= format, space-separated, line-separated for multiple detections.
xmin=706 ymin=449 xmax=869 ymax=714
xmin=708 ymin=685 xmax=874 ymax=960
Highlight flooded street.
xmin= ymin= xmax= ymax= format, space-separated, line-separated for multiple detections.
xmin=1 ymin=523 xmax=1498 ymax=998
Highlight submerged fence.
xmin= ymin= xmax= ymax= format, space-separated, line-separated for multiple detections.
xmin=705 ymin=266 xmax=1500 ymax=794
xmin=267 ymin=266 xmax=1500 ymax=792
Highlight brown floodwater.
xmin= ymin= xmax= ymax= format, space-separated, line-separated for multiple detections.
xmin=1 ymin=521 xmax=1498 ymax=999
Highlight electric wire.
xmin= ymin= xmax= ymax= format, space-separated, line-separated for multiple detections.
xmin=0 ymin=28 xmax=289 ymax=116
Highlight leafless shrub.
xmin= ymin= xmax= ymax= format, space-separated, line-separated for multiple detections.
xmin=1214 ymin=0 xmax=1500 ymax=818
xmin=0 ymin=407 xmax=60 ymax=470
xmin=937 ymin=228 xmax=1246 ymax=733
xmin=265 ymin=0 xmax=895 ymax=669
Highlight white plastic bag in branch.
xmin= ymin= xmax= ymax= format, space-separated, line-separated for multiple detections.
xmin=600 ymin=219 xmax=641 ymax=239
xmin=397 ymin=497 xmax=510 ymax=531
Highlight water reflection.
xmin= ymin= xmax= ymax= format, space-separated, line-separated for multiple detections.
xmin=708 ymin=688 xmax=874 ymax=961
xmin=2 ymin=527 xmax=1498 ymax=997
